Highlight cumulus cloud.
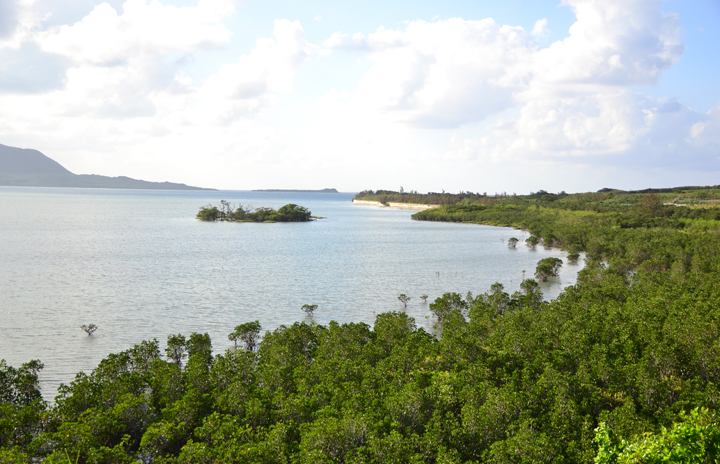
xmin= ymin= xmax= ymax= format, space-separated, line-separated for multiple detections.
xmin=319 ymin=0 xmax=719 ymax=182
xmin=37 ymin=0 xmax=233 ymax=64
xmin=192 ymin=19 xmax=310 ymax=123
xmin=1 ymin=0 xmax=307 ymax=121
xmin=526 ymin=0 xmax=684 ymax=96
xmin=326 ymin=18 xmax=536 ymax=128
xmin=531 ymin=18 xmax=549 ymax=39
xmin=327 ymin=0 xmax=685 ymax=131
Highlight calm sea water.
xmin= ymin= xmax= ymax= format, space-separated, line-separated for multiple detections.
xmin=0 ymin=187 xmax=582 ymax=398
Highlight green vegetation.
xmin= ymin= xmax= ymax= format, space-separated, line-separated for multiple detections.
xmin=534 ymin=257 xmax=562 ymax=282
xmin=196 ymin=201 xmax=313 ymax=222
xmin=228 ymin=321 xmax=261 ymax=352
xmin=355 ymin=189 xmax=492 ymax=205
xmin=302 ymin=304 xmax=318 ymax=317
xmin=397 ymin=294 xmax=410 ymax=308
xmin=356 ymin=185 xmax=720 ymax=207
xmin=595 ymin=408 xmax=720 ymax=463
xmin=4 ymin=187 xmax=720 ymax=462
xmin=80 ymin=324 xmax=98 ymax=336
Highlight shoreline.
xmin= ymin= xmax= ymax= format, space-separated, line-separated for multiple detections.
xmin=352 ymin=199 xmax=439 ymax=210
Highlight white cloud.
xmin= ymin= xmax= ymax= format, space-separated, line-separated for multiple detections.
xmin=192 ymin=19 xmax=310 ymax=123
xmin=319 ymin=0 xmax=717 ymax=182
xmin=526 ymin=0 xmax=684 ymax=96
xmin=37 ymin=0 xmax=233 ymax=65
xmin=0 ymin=1 xmax=313 ymax=183
xmin=531 ymin=18 xmax=549 ymax=39
xmin=326 ymin=18 xmax=536 ymax=128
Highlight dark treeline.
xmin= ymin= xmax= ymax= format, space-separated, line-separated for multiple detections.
xmin=356 ymin=186 xmax=720 ymax=206
xmin=4 ymin=189 xmax=720 ymax=462
xmin=197 ymin=201 xmax=313 ymax=222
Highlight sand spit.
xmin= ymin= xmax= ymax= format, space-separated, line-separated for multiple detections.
xmin=352 ymin=199 xmax=438 ymax=211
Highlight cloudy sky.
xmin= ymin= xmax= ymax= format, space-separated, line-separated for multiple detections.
xmin=0 ymin=0 xmax=718 ymax=192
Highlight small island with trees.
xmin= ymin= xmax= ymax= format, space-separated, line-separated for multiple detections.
xmin=196 ymin=201 xmax=314 ymax=222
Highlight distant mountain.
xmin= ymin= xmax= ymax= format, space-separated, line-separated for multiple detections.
xmin=252 ymin=188 xmax=339 ymax=193
xmin=0 ymin=144 xmax=212 ymax=190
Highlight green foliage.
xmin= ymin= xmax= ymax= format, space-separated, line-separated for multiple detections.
xmin=355 ymin=189 xmax=491 ymax=206
xmin=526 ymin=235 xmax=539 ymax=249
xmin=80 ymin=324 xmax=98 ymax=336
xmin=228 ymin=321 xmax=262 ymax=351
xmin=535 ymin=257 xmax=563 ymax=282
xmin=166 ymin=334 xmax=186 ymax=367
xmin=429 ymin=292 xmax=466 ymax=322
xmin=0 ymin=360 xmax=45 ymax=451
xmin=398 ymin=294 xmax=411 ymax=308
xmin=196 ymin=202 xmax=313 ymax=222
xmin=595 ymin=408 xmax=720 ymax=463
xmin=302 ymin=304 xmax=318 ymax=318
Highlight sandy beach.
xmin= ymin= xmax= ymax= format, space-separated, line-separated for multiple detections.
xmin=352 ymin=199 xmax=439 ymax=210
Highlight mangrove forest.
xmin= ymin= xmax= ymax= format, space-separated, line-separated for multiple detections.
xmin=196 ymin=201 xmax=313 ymax=223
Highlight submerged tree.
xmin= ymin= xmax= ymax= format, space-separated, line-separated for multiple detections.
xmin=526 ymin=236 xmax=539 ymax=249
xmin=508 ymin=237 xmax=519 ymax=248
xmin=535 ymin=257 xmax=563 ymax=282
xmin=520 ymin=278 xmax=540 ymax=295
xmin=420 ymin=294 xmax=429 ymax=303
xmin=302 ymin=304 xmax=318 ymax=318
xmin=228 ymin=321 xmax=262 ymax=352
xmin=397 ymin=294 xmax=410 ymax=308
xmin=80 ymin=324 xmax=98 ymax=336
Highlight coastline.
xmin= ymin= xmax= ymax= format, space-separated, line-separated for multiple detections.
xmin=352 ymin=199 xmax=438 ymax=210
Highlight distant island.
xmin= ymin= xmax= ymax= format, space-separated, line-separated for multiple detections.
xmin=252 ymin=188 xmax=338 ymax=193
xmin=197 ymin=201 xmax=315 ymax=222
xmin=0 ymin=143 xmax=212 ymax=190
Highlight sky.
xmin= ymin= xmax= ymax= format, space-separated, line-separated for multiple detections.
xmin=0 ymin=0 xmax=719 ymax=193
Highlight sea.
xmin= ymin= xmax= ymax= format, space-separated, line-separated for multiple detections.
xmin=0 ymin=187 xmax=583 ymax=398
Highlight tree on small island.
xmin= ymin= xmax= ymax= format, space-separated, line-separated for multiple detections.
xmin=302 ymin=304 xmax=318 ymax=317
xmin=420 ymin=294 xmax=428 ymax=303
xmin=197 ymin=203 xmax=313 ymax=222
xmin=398 ymin=294 xmax=410 ymax=308
xmin=535 ymin=257 xmax=563 ymax=282
xmin=508 ymin=237 xmax=519 ymax=248
xmin=229 ymin=321 xmax=262 ymax=352
xmin=80 ymin=324 xmax=98 ymax=336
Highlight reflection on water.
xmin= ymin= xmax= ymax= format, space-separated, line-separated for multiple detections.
xmin=0 ymin=187 xmax=583 ymax=398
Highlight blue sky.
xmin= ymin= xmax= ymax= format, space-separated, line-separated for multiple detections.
xmin=0 ymin=0 xmax=719 ymax=193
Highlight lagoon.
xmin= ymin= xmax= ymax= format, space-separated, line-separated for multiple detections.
xmin=0 ymin=187 xmax=582 ymax=397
